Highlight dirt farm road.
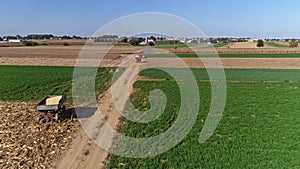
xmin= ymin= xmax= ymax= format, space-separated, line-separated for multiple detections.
xmin=56 ymin=57 xmax=140 ymax=169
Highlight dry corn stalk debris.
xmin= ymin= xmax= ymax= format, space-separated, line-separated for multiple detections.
xmin=0 ymin=102 xmax=80 ymax=169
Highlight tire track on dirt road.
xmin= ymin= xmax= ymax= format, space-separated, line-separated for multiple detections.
xmin=56 ymin=52 xmax=145 ymax=169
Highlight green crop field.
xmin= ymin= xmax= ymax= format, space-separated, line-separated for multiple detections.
xmin=108 ymin=68 xmax=300 ymax=168
xmin=213 ymin=42 xmax=228 ymax=48
xmin=139 ymin=68 xmax=300 ymax=81
xmin=146 ymin=53 xmax=300 ymax=58
xmin=154 ymin=42 xmax=227 ymax=49
xmin=154 ymin=41 xmax=189 ymax=49
xmin=1 ymin=66 xmax=299 ymax=168
xmin=0 ymin=66 xmax=114 ymax=102
xmin=266 ymin=42 xmax=289 ymax=48
xmin=155 ymin=44 xmax=189 ymax=49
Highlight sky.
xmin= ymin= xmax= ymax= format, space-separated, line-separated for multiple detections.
xmin=1 ymin=0 xmax=300 ymax=38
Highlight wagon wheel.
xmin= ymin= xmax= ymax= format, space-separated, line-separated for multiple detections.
xmin=70 ymin=112 xmax=74 ymax=121
xmin=62 ymin=105 xmax=66 ymax=112
xmin=59 ymin=105 xmax=66 ymax=120
xmin=54 ymin=112 xmax=59 ymax=122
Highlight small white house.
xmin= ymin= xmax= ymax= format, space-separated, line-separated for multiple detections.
xmin=8 ymin=39 xmax=21 ymax=43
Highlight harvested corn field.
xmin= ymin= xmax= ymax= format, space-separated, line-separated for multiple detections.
xmin=0 ymin=102 xmax=79 ymax=169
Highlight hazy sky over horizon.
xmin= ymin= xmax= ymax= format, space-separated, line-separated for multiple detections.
xmin=1 ymin=0 xmax=300 ymax=38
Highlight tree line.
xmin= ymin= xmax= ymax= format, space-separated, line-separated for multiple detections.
xmin=0 ymin=34 xmax=86 ymax=40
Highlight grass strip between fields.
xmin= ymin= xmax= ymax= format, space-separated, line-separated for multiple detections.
xmin=146 ymin=53 xmax=300 ymax=58
xmin=155 ymin=43 xmax=228 ymax=49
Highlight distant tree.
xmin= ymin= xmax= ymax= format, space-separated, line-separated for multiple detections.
xmin=22 ymin=41 xmax=39 ymax=46
xmin=94 ymin=38 xmax=102 ymax=42
xmin=61 ymin=35 xmax=72 ymax=39
xmin=138 ymin=37 xmax=145 ymax=43
xmin=257 ymin=39 xmax=264 ymax=47
xmin=72 ymin=35 xmax=82 ymax=39
xmin=191 ymin=39 xmax=199 ymax=44
xmin=210 ymin=39 xmax=218 ymax=43
xmin=16 ymin=35 xmax=22 ymax=39
xmin=289 ymin=38 xmax=298 ymax=48
xmin=158 ymin=37 xmax=164 ymax=41
xmin=102 ymin=35 xmax=118 ymax=39
xmin=0 ymin=37 xmax=3 ymax=41
xmin=63 ymin=42 xmax=70 ymax=46
xmin=120 ymin=37 xmax=128 ymax=43
xmin=149 ymin=36 xmax=156 ymax=41
xmin=149 ymin=41 xmax=155 ymax=46
xmin=26 ymin=34 xmax=54 ymax=39
xmin=129 ymin=38 xmax=139 ymax=46
xmin=5 ymin=36 xmax=18 ymax=40
xmin=129 ymin=38 xmax=144 ymax=46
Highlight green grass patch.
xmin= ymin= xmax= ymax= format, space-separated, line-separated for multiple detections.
xmin=139 ymin=68 xmax=300 ymax=81
xmin=108 ymin=75 xmax=300 ymax=168
xmin=146 ymin=53 xmax=300 ymax=58
xmin=0 ymin=65 xmax=114 ymax=102
xmin=155 ymin=41 xmax=188 ymax=49
xmin=213 ymin=42 xmax=228 ymax=48
xmin=266 ymin=42 xmax=289 ymax=48
xmin=154 ymin=43 xmax=227 ymax=50
xmin=155 ymin=44 xmax=189 ymax=49
xmin=155 ymin=41 xmax=173 ymax=45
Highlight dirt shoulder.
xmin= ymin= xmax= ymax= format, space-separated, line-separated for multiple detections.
xmin=55 ymin=86 xmax=122 ymax=169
